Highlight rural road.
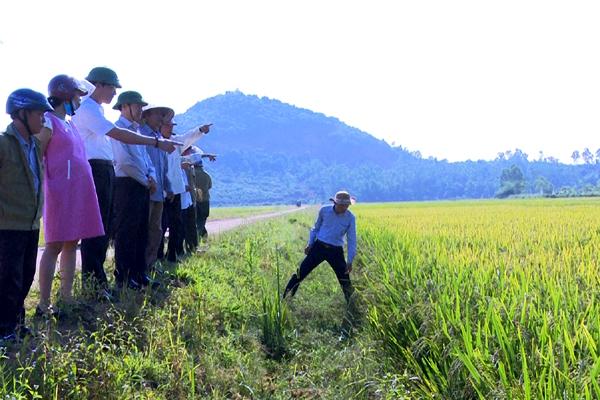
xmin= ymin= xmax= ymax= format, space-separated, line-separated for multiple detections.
xmin=32 ymin=206 xmax=310 ymax=288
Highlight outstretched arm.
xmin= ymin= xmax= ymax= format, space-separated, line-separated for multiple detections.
xmin=107 ymin=127 xmax=181 ymax=153
xmin=176 ymin=124 xmax=212 ymax=150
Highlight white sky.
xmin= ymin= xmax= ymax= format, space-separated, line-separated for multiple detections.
xmin=1 ymin=0 xmax=599 ymax=162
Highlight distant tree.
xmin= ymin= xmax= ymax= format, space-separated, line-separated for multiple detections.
xmin=571 ymin=150 xmax=581 ymax=164
xmin=558 ymin=186 xmax=575 ymax=197
xmin=582 ymin=184 xmax=596 ymax=195
xmin=512 ymin=148 xmax=529 ymax=161
xmin=582 ymin=148 xmax=594 ymax=164
xmin=595 ymin=148 xmax=600 ymax=164
xmin=496 ymin=164 xmax=526 ymax=198
xmin=534 ymin=176 xmax=553 ymax=195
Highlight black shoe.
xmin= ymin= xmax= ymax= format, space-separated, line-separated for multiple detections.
xmin=35 ymin=305 xmax=63 ymax=319
xmin=338 ymin=329 xmax=351 ymax=343
xmin=138 ymin=274 xmax=160 ymax=290
xmin=17 ymin=326 xmax=33 ymax=338
xmin=98 ymin=288 xmax=117 ymax=302
xmin=128 ymin=278 xmax=143 ymax=291
xmin=35 ymin=305 xmax=48 ymax=317
xmin=283 ymin=275 xmax=300 ymax=299
xmin=116 ymin=278 xmax=142 ymax=291
xmin=0 ymin=332 xmax=17 ymax=347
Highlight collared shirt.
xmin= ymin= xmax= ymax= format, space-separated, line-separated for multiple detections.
xmin=112 ymin=116 xmax=157 ymax=186
xmin=165 ymin=129 xmax=206 ymax=195
xmin=13 ymin=126 xmax=40 ymax=194
xmin=308 ymin=205 xmax=357 ymax=263
xmin=72 ymin=97 xmax=115 ymax=161
xmin=140 ymin=123 xmax=171 ymax=202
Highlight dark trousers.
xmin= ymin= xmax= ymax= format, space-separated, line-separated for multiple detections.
xmin=285 ymin=240 xmax=354 ymax=302
xmin=195 ymin=200 xmax=210 ymax=237
xmin=113 ymin=177 xmax=149 ymax=283
xmin=182 ymin=205 xmax=198 ymax=252
xmin=81 ymin=160 xmax=114 ymax=287
xmin=0 ymin=229 xmax=39 ymax=335
xmin=160 ymin=194 xmax=183 ymax=262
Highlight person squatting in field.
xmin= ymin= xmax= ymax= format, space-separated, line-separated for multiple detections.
xmin=283 ymin=190 xmax=357 ymax=303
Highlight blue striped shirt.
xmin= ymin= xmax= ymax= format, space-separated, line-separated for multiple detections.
xmin=308 ymin=205 xmax=357 ymax=263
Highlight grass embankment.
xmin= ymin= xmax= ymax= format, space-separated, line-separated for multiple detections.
xmin=3 ymin=209 xmax=389 ymax=399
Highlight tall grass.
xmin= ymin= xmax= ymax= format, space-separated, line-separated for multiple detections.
xmin=260 ymin=247 xmax=290 ymax=360
xmin=357 ymin=199 xmax=600 ymax=399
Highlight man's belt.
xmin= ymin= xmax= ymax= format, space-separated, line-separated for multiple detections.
xmin=316 ymin=240 xmax=342 ymax=249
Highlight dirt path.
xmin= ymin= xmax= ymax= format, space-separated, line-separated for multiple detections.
xmin=32 ymin=206 xmax=310 ymax=288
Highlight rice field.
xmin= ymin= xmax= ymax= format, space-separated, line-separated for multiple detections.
xmin=356 ymin=199 xmax=600 ymax=399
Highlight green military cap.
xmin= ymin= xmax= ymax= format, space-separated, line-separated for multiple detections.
xmin=86 ymin=66 xmax=122 ymax=88
xmin=112 ymin=91 xmax=148 ymax=110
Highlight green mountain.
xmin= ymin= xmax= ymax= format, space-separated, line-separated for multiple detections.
xmin=174 ymin=91 xmax=600 ymax=205
xmin=175 ymin=90 xmax=397 ymax=167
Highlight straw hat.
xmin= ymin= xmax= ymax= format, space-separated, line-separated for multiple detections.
xmin=329 ymin=190 xmax=355 ymax=205
xmin=142 ymin=104 xmax=174 ymax=121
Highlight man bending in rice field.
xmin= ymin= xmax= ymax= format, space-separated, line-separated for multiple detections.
xmin=283 ymin=190 xmax=357 ymax=311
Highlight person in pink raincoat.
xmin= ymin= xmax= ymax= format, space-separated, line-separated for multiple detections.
xmin=35 ymin=75 xmax=104 ymax=315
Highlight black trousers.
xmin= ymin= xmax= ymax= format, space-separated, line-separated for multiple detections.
xmin=160 ymin=194 xmax=183 ymax=262
xmin=113 ymin=177 xmax=149 ymax=283
xmin=81 ymin=160 xmax=114 ymax=287
xmin=0 ymin=229 xmax=39 ymax=335
xmin=182 ymin=205 xmax=198 ymax=252
xmin=287 ymin=240 xmax=354 ymax=302
xmin=195 ymin=200 xmax=210 ymax=237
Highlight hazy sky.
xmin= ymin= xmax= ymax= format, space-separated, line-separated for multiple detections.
xmin=1 ymin=1 xmax=599 ymax=162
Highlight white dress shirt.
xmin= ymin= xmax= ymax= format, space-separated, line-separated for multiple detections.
xmin=72 ymin=97 xmax=115 ymax=161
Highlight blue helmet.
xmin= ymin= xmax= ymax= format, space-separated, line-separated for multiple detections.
xmin=6 ymin=88 xmax=53 ymax=115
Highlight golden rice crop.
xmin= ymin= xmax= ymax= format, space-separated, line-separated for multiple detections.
xmin=356 ymin=199 xmax=600 ymax=399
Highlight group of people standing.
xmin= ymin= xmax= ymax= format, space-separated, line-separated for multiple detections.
xmin=0 ymin=67 xmax=214 ymax=342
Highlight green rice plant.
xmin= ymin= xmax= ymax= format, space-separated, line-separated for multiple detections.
xmin=260 ymin=247 xmax=290 ymax=360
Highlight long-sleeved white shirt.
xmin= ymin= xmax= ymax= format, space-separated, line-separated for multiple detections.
xmin=165 ymin=129 xmax=205 ymax=195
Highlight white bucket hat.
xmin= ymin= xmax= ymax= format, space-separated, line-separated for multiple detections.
xmin=329 ymin=190 xmax=355 ymax=205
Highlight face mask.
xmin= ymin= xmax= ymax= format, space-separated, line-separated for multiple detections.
xmin=64 ymin=101 xmax=75 ymax=116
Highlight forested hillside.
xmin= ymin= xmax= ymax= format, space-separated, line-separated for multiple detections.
xmin=174 ymin=91 xmax=600 ymax=205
